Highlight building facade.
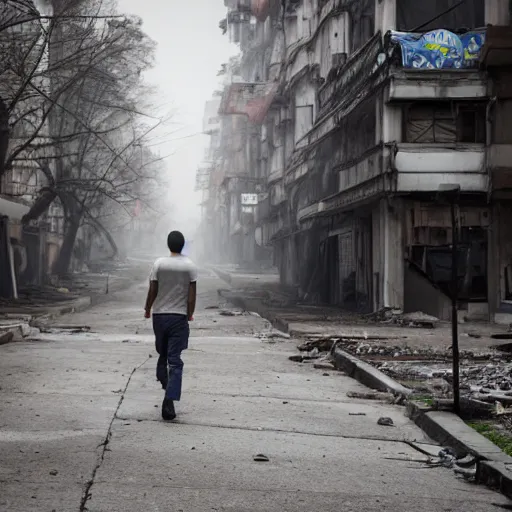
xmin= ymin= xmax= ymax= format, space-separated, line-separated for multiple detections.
xmin=202 ymin=0 xmax=512 ymax=322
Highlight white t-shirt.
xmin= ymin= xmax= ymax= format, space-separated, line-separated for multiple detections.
xmin=149 ymin=255 xmax=198 ymax=315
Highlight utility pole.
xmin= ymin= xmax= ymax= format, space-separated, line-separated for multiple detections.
xmin=438 ymin=184 xmax=461 ymax=415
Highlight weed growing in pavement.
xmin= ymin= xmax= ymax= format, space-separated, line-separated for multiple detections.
xmin=467 ymin=421 xmax=512 ymax=456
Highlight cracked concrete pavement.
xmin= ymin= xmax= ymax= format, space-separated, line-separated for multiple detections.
xmin=0 ymin=270 xmax=510 ymax=511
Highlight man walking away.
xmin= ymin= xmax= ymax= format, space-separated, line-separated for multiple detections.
xmin=144 ymin=231 xmax=197 ymax=421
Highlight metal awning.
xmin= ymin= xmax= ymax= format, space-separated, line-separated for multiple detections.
xmin=0 ymin=196 xmax=30 ymax=221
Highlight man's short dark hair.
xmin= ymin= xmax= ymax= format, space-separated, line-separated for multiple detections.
xmin=167 ymin=231 xmax=185 ymax=254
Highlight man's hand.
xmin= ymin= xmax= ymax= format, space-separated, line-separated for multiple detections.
xmin=144 ymin=310 xmax=151 ymax=319
xmin=188 ymin=315 xmax=194 ymax=322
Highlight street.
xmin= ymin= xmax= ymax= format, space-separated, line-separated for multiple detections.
xmin=0 ymin=271 xmax=509 ymax=511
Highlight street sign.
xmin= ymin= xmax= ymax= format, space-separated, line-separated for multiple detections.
xmin=241 ymin=193 xmax=258 ymax=205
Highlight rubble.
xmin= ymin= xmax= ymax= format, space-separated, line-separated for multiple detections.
xmin=297 ymin=338 xmax=336 ymax=353
xmin=256 ymin=330 xmax=290 ymax=341
xmin=219 ymin=309 xmax=245 ymax=317
xmin=364 ymin=308 xmax=439 ymax=328
xmin=313 ymin=362 xmax=336 ymax=371
xmin=346 ymin=391 xmax=394 ymax=401
xmin=377 ymin=417 xmax=394 ymax=426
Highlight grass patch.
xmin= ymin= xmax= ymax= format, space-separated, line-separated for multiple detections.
xmin=467 ymin=421 xmax=512 ymax=457
xmin=411 ymin=394 xmax=435 ymax=407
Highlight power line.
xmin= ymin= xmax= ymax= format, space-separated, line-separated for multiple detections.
xmin=412 ymin=0 xmax=467 ymax=32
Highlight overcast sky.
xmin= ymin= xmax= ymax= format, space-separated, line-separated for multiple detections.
xmin=118 ymin=0 xmax=236 ymax=239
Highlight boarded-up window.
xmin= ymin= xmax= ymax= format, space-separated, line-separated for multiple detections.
xmin=405 ymin=103 xmax=456 ymax=143
xmin=404 ymin=102 xmax=486 ymax=143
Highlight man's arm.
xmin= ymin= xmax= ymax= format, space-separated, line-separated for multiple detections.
xmin=187 ymin=281 xmax=196 ymax=321
xmin=144 ymin=281 xmax=159 ymax=318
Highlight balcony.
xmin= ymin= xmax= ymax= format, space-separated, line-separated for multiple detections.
xmin=393 ymin=143 xmax=487 ymax=193
xmin=386 ymin=29 xmax=488 ymax=101
xmin=387 ymin=68 xmax=488 ymax=102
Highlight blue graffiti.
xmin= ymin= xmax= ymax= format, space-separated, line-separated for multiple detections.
xmin=390 ymin=29 xmax=486 ymax=69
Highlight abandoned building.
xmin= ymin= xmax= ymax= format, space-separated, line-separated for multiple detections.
xmin=196 ymin=0 xmax=512 ymax=323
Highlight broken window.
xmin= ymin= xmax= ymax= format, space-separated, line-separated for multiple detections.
xmin=404 ymin=102 xmax=486 ymax=144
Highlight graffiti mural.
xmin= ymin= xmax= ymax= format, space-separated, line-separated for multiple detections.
xmin=390 ymin=29 xmax=486 ymax=69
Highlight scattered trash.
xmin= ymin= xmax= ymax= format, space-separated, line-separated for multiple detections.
xmin=349 ymin=412 xmax=366 ymax=416
xmin=49 ymin=470 xmax=58 ymax=476
xmin=219 ymin=310 xmax=244 ymax=317
xmin=253 ymin=454 xmax=269 ymax=462
xmin=377 ymin=417 xmax=394 ymax=427
xmin=314 ymin=362 xmax=336 ymax=371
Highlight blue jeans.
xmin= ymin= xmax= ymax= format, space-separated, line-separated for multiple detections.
xmin=153 ymin=314 xmax=189 ymax=401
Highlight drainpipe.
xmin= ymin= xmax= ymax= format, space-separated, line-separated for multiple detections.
xmin=383 ymin=142 xmax=398 ymax=308
xmin=383 ymin=200 xmax=390 ymax=307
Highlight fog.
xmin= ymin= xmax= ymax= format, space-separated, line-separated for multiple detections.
xmin=118 ymin=0 xmax=236 ymax=258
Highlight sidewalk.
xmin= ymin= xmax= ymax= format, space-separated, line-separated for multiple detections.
xmin=0 ymin=260 xmax=150 ymax=343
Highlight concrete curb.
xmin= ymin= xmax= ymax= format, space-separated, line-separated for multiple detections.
xmin=0 ymin=296 xmax=92 ymax=345
xmin=406 ymin=401 xmax=512 ymax=498
xmin=212 ymin=265 xmax=512 ymax=499
xmin=332 ymin=345 xmax=412 ymax=397
xmin=38 ymin=296 xmax=92 ymax=318
xmin=477 ymin=461 xmax=512 ymax=498
xmin=332 ymin=345 xmax=512 ymax=498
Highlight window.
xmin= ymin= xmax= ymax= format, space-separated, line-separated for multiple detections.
xmin=404 ymin=102 xmax=486 ymax=144
xmin=396 ymin=0 xmax=485 ymax=32
xmin=457 ymin=105 xmax=486 ymax=143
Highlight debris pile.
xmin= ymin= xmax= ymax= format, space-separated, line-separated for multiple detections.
xmin=347 ymin=341 xmax=496 ymax=362
xmin=365 ymin=309 xmax=439 ymax=328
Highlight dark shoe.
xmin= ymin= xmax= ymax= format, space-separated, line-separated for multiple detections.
xmin=162 ymin=398 xmax=176 ymax=421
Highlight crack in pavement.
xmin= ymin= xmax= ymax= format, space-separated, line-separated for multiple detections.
xmin=113 ymin=416 xmax=417 ymax=444
xmin=185 ymin=390 xmax=382 ymax=404
xmin=79 ymin=356 xmax=150 ymax=512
